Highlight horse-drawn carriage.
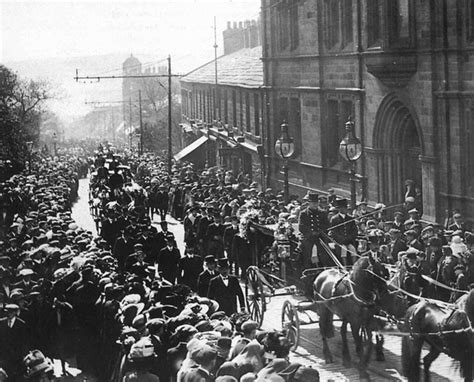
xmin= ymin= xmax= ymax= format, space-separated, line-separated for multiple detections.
xmin=245 ymin=218 xmax=474 ymax=381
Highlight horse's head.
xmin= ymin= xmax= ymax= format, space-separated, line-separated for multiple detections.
xmin=378 ymin=286 xmax=410 ymax=321
xmin=367 ymin=254 xmax=390 ymax=289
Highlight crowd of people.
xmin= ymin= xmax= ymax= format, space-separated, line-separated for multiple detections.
xmin=0 ymin=142 xmax=473 ymax=382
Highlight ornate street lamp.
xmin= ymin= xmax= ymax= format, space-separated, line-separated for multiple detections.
xmin=26 ymin=141 xmax=33 ymax=174
xmin=52 ymin=132 xmax=58 ymax=156
xmin=275 ymin=121 xmax=295 ymax=203
xmin=339 ymin=116 xmax=362 ymax=210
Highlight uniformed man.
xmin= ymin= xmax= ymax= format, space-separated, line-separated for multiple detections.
xmin=297 ymin=191 xmax=330 ymax=268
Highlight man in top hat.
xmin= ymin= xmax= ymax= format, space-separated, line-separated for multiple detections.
xmin=224 ymin=216 xmax=240 ymax=274
xmin=197 ymin=255 xmax=218 ymax=297
xmin=177 ymin=245 xmax=203 ymax=292
xmin=157 ymin=235 xmax=181 ymax=284
xmin=207 ymin=258 xmax=245 ymax=316
xmin=400 ymin=249 xmax=424 ymax=301
xmin=205 ymin=214 xmax=226 ymax=259
xmin=183 ymin=205 xmax=200 ymax=246
xmin=365 ymin=231 xmax=387 ymax=263
xmin=297 ymin=191 xmax=330 ymax=268
xmin=156 ymin=221 xmax=175 ymax=251
xmin=329 ymin=198 xmax=358 ymax=266
xmin=196 ymin=207 xmax=213 ymax=257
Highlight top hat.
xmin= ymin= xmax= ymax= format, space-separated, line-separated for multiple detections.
xmin=335 ymin=198 xmax=348 ymax=208
xmin=217 ymin=258 xmax=230 ymax=268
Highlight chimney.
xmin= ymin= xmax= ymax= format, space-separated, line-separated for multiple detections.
xmin=227 ymin=21 xmax=231 ymax=29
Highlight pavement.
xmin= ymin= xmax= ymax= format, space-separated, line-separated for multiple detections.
xmin=71 ymin=177 xmax=464 ymax=382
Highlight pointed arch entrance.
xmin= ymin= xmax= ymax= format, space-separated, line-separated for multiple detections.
xmin=373 ymin=94 xmax=424 ymax=206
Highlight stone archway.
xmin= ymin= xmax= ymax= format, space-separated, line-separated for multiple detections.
xmin=373 ymin=94 xmax=424 ymax=207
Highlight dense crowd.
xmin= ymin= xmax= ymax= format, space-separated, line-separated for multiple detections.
xmin=0 ymin=144 xmax=473 ymax=382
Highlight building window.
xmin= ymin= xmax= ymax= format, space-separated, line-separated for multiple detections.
xmin=254 ymin=94 xmax=260 ymax=137
xmin=367 ymin=0 xmax=381 ymax=47
xmin=342 ymin=0 xmax=353 ymax=46
xmin=223 ymin=89 xmax=228 ymax=124
xmin=277 ymin=2 xmax=289 ymax=50
xmin=387 ymin=0 xmax=411 ymax=46
xmin=275 ymin=0 xmax=299 ymax=51
xmin=232 ymin=90 xmax=237 ymax=126
xmin=469 ymin=0 xmax=474 ymax=42
xmin=239 ymin=90 xmax=243 ymax=128
xmin=245 ymin=93 xmax=251 ymax=132
xmin=289 ymin=1 xmax=299 ymax=50
xmin=325 ymin=98 xmax=354 ymax=167
xmin=326 ymin=0 xmax=340 ymax=48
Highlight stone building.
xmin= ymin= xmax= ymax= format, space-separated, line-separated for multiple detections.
xmin=179 ymin=20 xmax=266 ymax=184
xmin=261 ymin=0 xmax=474 ymax=223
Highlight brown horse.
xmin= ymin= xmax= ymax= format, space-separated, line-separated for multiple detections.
xmin=312 ymin=255 xmax=389 ymax=381
xmin=401 ymin=289 xmax=474 ymax=382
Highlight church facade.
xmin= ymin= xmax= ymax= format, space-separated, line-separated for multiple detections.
xmin=261 ymin=0 xmax=474 ymax=222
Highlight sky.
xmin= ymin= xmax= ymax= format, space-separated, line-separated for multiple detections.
xmin=0 ymin=0 xmax=260 ymax=121
xmin=0 ymin=0 xmax=260 ymax=61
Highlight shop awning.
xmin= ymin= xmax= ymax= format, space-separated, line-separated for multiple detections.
xmin=173 ymin=136 xmax=208 ymax=161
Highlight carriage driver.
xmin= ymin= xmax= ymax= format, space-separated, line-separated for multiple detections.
xmin=297 ymin=191 xmax=330 ymax=268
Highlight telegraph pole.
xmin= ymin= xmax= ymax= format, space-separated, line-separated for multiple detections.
xmin=213 ymin=16 xmax=219 ymax=121
xmin=168 ymin=55 xmax=172 ymax=174
xmin=139 ymin=90 xmax=143 ymax=155
xmin=129 ymin=97 xmax=132 ymax=150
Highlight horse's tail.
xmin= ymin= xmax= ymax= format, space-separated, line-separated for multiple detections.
xmin=401 ymin=336 xmax=421 ymax=382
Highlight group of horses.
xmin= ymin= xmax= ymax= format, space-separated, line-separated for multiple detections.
xmin=304 ymin=250 xmax=474 ymax=382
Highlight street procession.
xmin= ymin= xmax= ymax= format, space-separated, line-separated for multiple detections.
xmin=2 ymin=1 xmax=474 ymax=381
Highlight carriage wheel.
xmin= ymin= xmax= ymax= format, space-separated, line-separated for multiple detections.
xmin=245 ymin=266 xmax=266 ymax=327
xmin=281 ymin=300 xmax=300 ymax=351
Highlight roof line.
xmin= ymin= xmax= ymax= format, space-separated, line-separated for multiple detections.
xmin=181 ymin=53 xmax=227 ymax=78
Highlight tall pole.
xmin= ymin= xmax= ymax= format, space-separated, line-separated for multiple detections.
xmin=350 ymin=162 xmax=357 ymax=212
xmin=129 ymin=97 xmax=132 ymax=150
xmin=139 ymin=90 xmax=143 ymax=156
xmin=213 ymin=16 xmax=219 ymax=120
xmin=112 ymin=110 xmax=116 ymax=144
xmin=168 ymin=55 xmax=172 ymax=173
xmin=283 ymin=160 xmax=289 ymax=203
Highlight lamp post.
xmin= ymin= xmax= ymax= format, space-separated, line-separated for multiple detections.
xmin=52 ymin=132 xmax=58 ymax=156
xmin=26 ymin=141 xmax=33 ymax=174
xmin=274 ymin=121 xmax=295 ymax=203
xmin=339 ymin=116 xmax=362 ymax=211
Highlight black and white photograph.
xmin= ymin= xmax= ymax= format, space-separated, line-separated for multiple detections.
xmin=1 ymin=0 xmax=474 ymax=381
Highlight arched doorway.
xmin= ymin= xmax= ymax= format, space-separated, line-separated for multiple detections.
xmin=373 ymin=94 xmax=423 ymax=206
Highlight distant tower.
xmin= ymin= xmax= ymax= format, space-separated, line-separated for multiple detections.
xmin=122 ymin=54 xmax=142 ymax=133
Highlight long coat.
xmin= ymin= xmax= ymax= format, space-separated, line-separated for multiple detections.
xmin=0 ymin=317 xmax=29 ymax=377
xmin=197 ymin=269 xmax=218 ymax=297
xmin=207 ymin=275 xmax=244 ymax=316
xmin=158 ymin=246 xmax=181 ymax=283
xmin=177 ymin=256 xmax=203 ymax=291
